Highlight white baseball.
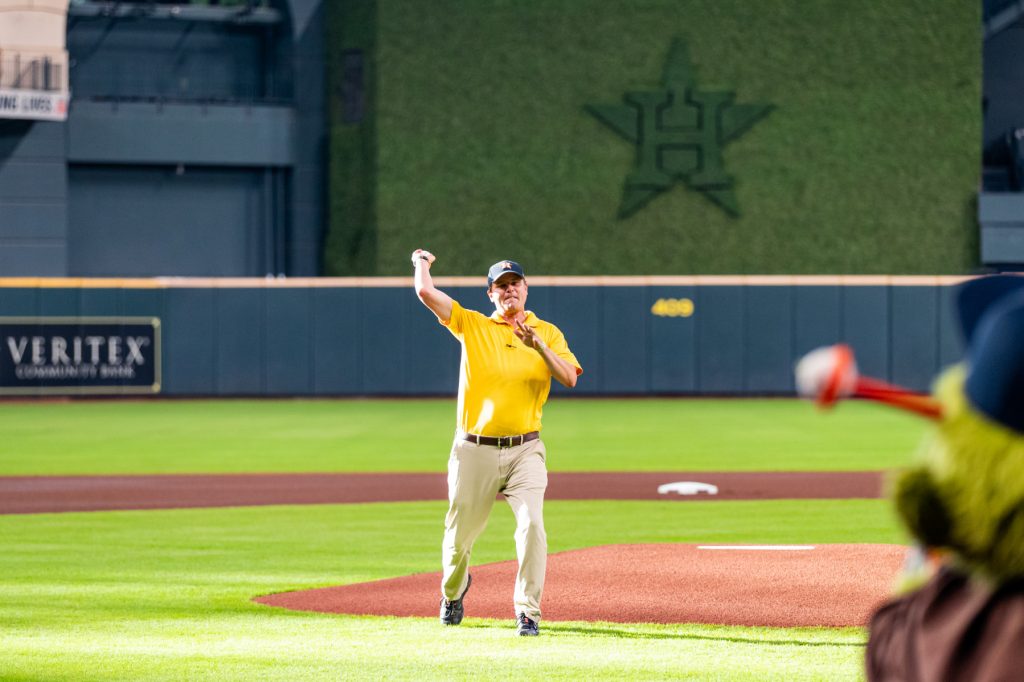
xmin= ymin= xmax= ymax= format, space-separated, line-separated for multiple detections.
xmin=794 ymin=345 xmax=857 ymax=400
xmin=412 ymin=249 xmax=435 ymax=265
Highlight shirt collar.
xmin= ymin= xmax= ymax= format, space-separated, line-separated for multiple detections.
xmin=490 ymin=310 xmax=537 ymax=326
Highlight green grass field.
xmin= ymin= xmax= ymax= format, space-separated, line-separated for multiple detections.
xmin=0 ymin=398 xmax=923 ymax=475
xmin=0 ymin=398 xmax=921 ymax=680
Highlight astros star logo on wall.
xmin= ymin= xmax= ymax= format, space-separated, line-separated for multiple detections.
xmin=586 ymin=39 xmax=773 ymax=218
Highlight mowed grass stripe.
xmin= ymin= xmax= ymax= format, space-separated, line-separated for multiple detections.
xmin=0 ymin=398 xmax=927 ymax=475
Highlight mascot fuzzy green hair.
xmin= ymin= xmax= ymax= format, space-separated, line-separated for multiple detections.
xmin=798 ymin=275 xmax=1024 ymax=682
xmin=894 ymin=365 xmax=1024 ymax=585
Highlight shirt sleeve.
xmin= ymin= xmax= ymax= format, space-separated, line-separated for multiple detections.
xmin=441 ymin=299 xmax=466 ymax=337
xmin=547 ymin=325 xmax=583 ymax=376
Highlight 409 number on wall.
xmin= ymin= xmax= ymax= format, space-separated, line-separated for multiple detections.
xmin=651 ymin=298 xmax=694 ymax=318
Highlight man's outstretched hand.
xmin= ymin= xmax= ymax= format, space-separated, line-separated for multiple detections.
xmin=411 ymin=249 xmax=436 ymax=267
xmin=514 ymin=318 xmax=545 ymax=352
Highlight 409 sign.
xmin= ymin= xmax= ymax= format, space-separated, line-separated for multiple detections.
xmin=0 ymin=317 xmax=161 ymax=395
xmin=651 ymin=298 xmax=694 ymax=318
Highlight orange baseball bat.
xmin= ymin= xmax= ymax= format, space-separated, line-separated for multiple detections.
xmin=812 ymin=344 xmax=943 ymax=420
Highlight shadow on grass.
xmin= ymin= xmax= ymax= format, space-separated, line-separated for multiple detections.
xmin=462 ymin=620 xmax=865 ymax=647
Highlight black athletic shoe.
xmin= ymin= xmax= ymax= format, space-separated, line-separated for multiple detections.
xmin=516 ymin=612 xmax=539 ymax=636
xmin=439 ymin=574 xmax=472 ymax=625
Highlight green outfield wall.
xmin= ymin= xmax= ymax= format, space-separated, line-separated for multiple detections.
xmin=326 ymin=0 xmax=980 ymax=276
xmin=0 ymin=277 xmax=967 ymax=397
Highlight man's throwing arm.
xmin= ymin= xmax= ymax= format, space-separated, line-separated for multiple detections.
xmin=411 ymin=249 xmax=454 ymax=323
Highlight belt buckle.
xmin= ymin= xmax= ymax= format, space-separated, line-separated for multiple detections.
xmin=501 ymin=435 xmax=522 ymax=448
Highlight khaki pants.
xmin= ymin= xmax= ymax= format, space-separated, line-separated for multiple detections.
xmin=441 ymin=436 xmax=548 ymax=621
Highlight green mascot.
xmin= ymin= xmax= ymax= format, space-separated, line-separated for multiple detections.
xmin=797 ymin=274 xmax=1024 ymax=681
xmin=865 ymin=275 xmax=1024 ymax=681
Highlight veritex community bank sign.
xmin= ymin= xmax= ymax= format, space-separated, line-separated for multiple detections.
xmin=0 ymin=318 xmax=161 ymax=395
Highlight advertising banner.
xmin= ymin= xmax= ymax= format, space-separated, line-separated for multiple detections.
xmin=0 ymin=317 xmax=161 ymax=395
xmin=0 ymin=88 xmax=68 ymax=121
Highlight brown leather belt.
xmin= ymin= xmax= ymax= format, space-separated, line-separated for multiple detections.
xmin=461 ymin=431 xmax=540 ymax=448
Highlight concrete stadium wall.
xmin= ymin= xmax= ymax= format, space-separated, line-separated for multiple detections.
xmin=0 ymin=276 xmax=969 ymax=397
xmin=0 ymin=0 xmax=326 ymax=278
xmin=0 ymin=120 xmax=68 ymax=275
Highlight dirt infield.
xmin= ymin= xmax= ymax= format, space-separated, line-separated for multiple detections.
xmin=256 ymin=543 xmax=906 ymax=627
xmin=0 ymin=471 xmax=883 ymax=514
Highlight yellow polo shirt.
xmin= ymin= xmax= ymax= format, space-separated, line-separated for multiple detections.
xmin=442 ymin=300 xmax=582 ymax=436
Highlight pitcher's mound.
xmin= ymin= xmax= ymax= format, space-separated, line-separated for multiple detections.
xmin=256 ymin=543 xmax=906 ymax=627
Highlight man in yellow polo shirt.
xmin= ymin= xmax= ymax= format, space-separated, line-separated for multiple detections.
xmin=411 ymin=248 xmax=582 ymax=636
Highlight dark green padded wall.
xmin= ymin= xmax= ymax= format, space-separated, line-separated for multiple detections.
xmin=0 ymin=282 xmax=966 ymax=397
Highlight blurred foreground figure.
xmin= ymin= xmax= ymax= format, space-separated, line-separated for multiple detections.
xmin=865 ymin=276 xmax=1024 ymax=681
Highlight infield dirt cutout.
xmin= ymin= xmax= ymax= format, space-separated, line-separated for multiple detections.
xmin=255 ymin=543 xmax=906 ymax=627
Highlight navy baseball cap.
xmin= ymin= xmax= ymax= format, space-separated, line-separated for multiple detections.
xmin=487 ymin=260 xmax=525 ymax=287
xmin=956 ymin=274 xmax=1024 ymax=344
xmin=955 ymin=275 xmax=1024 ymax=433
